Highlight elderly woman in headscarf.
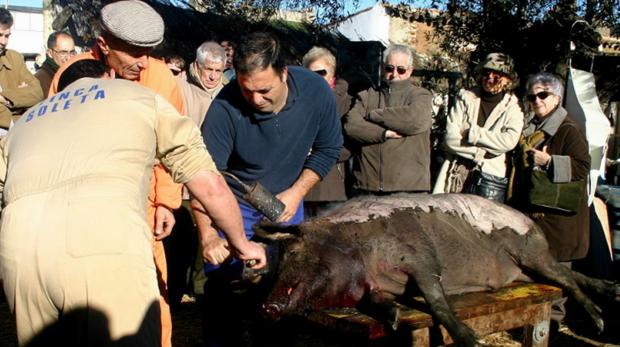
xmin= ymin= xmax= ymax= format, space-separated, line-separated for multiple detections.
xmin=433 ymin=53 xmax=524 ymax=203
xmin=508 ymin=72 xmax=590 ymax=262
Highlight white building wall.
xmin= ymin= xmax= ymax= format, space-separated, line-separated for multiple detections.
xmin=7 ymin=7 xmax=44 ymax=72
xmin=335 ymin=3 xmax=390 ymax=47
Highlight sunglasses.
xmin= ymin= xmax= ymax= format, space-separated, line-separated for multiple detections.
xmin=482 ymin=68 xmax=506 ymax=77
xmin=312 ymin=69 xmax=328 ymax=77
xmin=526 ymin=91 xmax=552 ymax=102
xmin=384 ymin=64 xmax=409 ymax=74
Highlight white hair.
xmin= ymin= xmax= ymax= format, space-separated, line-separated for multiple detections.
xmin=196 ymin=41 xmax=226 ymax=67
xmin=383 ymin=44 xmax=414 ymax=67
xmin=526 ymin=72 xmax=564 ymax=99
xmin=302 ymin=46 xmax=336 ymax=74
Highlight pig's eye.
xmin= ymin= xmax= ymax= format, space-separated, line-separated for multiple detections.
xmin=319 ymin=265 xmax=331 ymax=277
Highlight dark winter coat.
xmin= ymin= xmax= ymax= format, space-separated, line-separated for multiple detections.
xmin=509 ymin=107 xmax=591 ymax=261
xmin=344 ymin=78 xmax=433 ymax=193
xmin=305 ymin=79 xmax=354 ymax=202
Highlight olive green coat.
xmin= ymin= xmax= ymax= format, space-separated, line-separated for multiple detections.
xmin=0 ymin=50 xmax=44 ymax=128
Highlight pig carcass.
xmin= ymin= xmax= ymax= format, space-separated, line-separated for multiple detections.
xmin=256 ymin=193 xmax=619 ymax=347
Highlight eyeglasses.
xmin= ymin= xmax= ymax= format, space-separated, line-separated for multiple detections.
xmin=384 ymin=65 xmax=409 ymax=74
xmin=526 ymin=91 xmax=552 ymax=102
xmin=51 ymin=48 xmax=77 ymax=58
xmin=312 ymin=69 xmax=328 ymax=77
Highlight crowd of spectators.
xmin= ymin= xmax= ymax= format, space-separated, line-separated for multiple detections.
xmin=0 ymin=0 xmax=608 ymax=345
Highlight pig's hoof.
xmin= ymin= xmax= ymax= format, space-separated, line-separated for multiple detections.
xmin=453 ymin=327 xmax=482 ymax=347
xmin=585 ymin=304 xmax=605 ymax=333
xmin=594 ymin=317 xmax=605 ymax=334
xmin=388 ymin=307 xmax=400 ymax=331
xmin=261 ymin=303 xmax=283 ymax=321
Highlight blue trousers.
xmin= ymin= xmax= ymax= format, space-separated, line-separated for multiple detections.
xmin=204 ymin=200 xmax=304 ymax=276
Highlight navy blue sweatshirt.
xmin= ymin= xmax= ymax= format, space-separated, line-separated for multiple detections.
xmin=202 ymin=66 xmax=343 ymax=199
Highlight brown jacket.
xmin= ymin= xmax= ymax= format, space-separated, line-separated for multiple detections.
xmin=0 ymin=50 xmax=44 ymax=128
xmin=305 ymin=79 xmax=353 ymax=202
xmin=510 ymin=108 xmax=590 ymax=261
xmin=34 ymin=59 xmax=58 ymax=98
xmin=344 ymin=78 xmax=433 ymax=192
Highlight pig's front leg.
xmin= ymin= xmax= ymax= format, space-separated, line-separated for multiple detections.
xmin=413 ymin=271 xmax=481 ymax=347
xmin=399 ymin=252 xmax=481 ymax=347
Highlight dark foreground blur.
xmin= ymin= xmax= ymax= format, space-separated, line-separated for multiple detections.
xmin=1 ymin=289 xmax=618 ymax=347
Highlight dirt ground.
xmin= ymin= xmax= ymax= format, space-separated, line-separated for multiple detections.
xmin=2 ymin=293 xmax=619 ymax=347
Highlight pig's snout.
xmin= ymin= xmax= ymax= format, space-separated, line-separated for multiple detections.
xmin=261 ymin=303 xmax=284 ymax=320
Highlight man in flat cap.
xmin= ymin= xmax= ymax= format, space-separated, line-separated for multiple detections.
xmin=49 ymin=2 xmax=186 ymax=346
xmin=433 ymin=52 xmax=524 ymax=203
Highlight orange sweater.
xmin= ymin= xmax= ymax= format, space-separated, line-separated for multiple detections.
xmin=50 ymin=47 xmax=185 ymax=218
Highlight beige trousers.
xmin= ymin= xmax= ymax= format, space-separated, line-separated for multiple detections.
xmin=0 ymin=194 xmax=161 ymax=346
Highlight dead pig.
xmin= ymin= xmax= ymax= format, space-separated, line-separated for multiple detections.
xmin=256 ymin=193 xmax=620 ymax=347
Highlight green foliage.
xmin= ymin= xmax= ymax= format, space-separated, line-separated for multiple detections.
xmin=182 ymin=0 xmax=354 ymax=24
xmin=402 ymin=0 xmax=620 ymax=100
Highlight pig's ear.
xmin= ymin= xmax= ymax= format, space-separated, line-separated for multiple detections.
xmin=253 ymin=222 xmax=301 ymax=240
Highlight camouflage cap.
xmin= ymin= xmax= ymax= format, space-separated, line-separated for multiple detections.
xmin=100 ymin=0 xmax=164 ymax=47
xmin=479 ymin=53 xmax=517 ymax=81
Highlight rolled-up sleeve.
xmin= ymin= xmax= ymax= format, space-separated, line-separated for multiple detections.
xmin=154 ymin=95 xmax=218 ymax=184
xmin=304 ymin=89 xmax=343 ymax=179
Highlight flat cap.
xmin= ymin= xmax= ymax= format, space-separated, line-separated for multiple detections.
xmin=100 ymin=0 xmax=164 ymax=47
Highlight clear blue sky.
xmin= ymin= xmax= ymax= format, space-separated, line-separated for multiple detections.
xmin=6 ymin=0 xmax=41 ymax=8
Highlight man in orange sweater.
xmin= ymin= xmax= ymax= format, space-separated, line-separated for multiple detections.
xmin=49 ymin=2 xmax=184 ymax=346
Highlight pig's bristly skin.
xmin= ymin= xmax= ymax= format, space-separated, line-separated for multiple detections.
xmin=324 ymin=193 xmax=534 ymax=235
xmin=262 ymin=193 xmax=619 ymax=347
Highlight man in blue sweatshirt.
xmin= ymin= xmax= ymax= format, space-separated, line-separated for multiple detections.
xmin=192 ymin=32 xmax=341 ymax=346
xmin=192 ymin=32 xmax=342 ymax=268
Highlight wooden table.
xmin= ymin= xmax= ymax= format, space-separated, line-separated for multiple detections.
xmin=307 ymin=283 xmax=563 ymax=346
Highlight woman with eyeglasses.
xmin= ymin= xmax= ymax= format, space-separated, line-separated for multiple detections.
xmin=508 ymin=72 xmax=590 ymax=262
xmin=301 ymin=46 xmax=354 ymax=216
xmin=433 ymin=53 xmax=524 ymax=203
xmin=344 ymin=44 xmax=433 ymax=196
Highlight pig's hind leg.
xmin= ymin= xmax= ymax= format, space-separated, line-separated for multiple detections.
xmin=514 ymin=230 xmax=605 ymax=332
xmin=568 ymin=270 xmax=620 ymax=302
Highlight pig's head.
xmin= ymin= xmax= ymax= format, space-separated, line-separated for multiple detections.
xmin=258 ymin=223 xmax=367 ymax=320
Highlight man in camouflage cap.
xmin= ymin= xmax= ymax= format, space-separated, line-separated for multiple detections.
xmin=48 ymin=2 xmax=186 ymax=347
xmin=433 ymin=52 xmax=524 ymax=203
xmin=477 ymin=52 xmax=519 ymax=94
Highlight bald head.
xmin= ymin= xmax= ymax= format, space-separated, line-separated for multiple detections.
xmin=47 ymin=32 xmax=76 ymax=66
